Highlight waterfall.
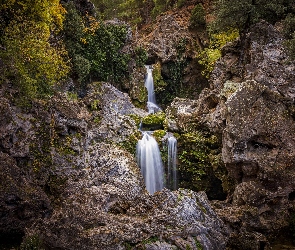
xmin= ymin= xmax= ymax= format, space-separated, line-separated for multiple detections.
xmin=167 ymin=135 xmax=178 ymax=190
xmin=136 ymin=132 xmax=164 ymax=194
xmin=145 ymin=65 xmax=161 ymax=114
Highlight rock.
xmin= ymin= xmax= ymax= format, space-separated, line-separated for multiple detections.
xmin=0 ymin=81 xmax=228 ymax=249
xmin=165 ymin=20 xmax=295 ymax=248
xmin=0 ymin=152 xmax=51 ymax=237
xmin=218 ymin=24 xmax=295 ymax=245
xmin=31 ymin=187 xmax=228 ymax=250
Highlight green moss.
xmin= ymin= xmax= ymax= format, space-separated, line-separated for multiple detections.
xmin=119 ymin=131 xmax=142 ymax=155
xmin=153 ymin=63 xmax=167 ymax=93
xmin=128 ymin=114 xmax=142 ymax=128
xmin=186 ymin=244 xmax=192 ymax=250
xmin=177 ymin=131 xmax=225 ymax=194
xmin=134 ymin=46 xmax=148 ymax=67
xmin=91 ymin=99 xmax=100 ymax=111
xmin=152 ymin=129 xmax=166 ymax=142
xmin=141 ymin=111 xmax=166 ymax=130
xmin=141 ymin=236 xmax=159 ymax=245
xmin=93 ymin=116 xmax=101 ymax=124
xmin=194 ymin=237 xmax=203 ymax=250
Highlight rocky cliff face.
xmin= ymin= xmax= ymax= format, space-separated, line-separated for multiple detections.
xmin=128 ymin=4 xmax=209 ymax=108
xmin=0 ymin=82 xmax=228 ymax=249
xmin=165 ymin=21 xmax=295 ymax=248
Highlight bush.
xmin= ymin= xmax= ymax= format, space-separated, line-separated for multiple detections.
xmin=197 ymin=29 xmax=239 ymax=78
xmin=62 ymin=3 xmax=131 ymax=86
xmin=212 ymin=0 xmax=294 ymax=34
xmin=73 ymin=54 xmax=91 ymax=83
xmin=0 ymin=0 xmax=69 ymax=102
xmin=189 ymin=4 xmax=206 ymax=29
xmin=135 ymin=46 xmax=148 ymax=67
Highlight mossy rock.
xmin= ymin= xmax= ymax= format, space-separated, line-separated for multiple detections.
xmin=141 ymin=111 xmax=166 ymax=131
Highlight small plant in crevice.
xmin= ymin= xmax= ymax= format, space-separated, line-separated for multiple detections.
xmin=134 ymin=46 xmax=148 ymax=67
xmin=20 ymin=235 xmax=44 ymax=250
xmin=119 ymin=131 xmax=142 ymax=155
xmin=197 ymin=29 xmax=239 ymax=78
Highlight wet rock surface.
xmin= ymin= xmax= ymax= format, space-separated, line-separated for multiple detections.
xmin=0 ymin=82 xmax=228 ymax=249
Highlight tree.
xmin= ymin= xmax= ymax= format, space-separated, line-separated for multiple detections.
xmin=212 ymin=0 xmax=293 ymax=34
xmin=0 ymin=0 xmax=69 ymax=101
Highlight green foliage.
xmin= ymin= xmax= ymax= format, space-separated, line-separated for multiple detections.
xmin=85 ymin=23 xmax=130 ymax=84
xmin=152 ymin=0 xmax=168 ymax=18
xmin=73 ymin=54 xmax=91 ymax=83
xmin=283 ymin=14 xmax=295 ymax=60
xmin=282 ymin=14 xmax=295 ymax=39
xmin=119 ymin=131 xmax=142 ymax=155
xmin=134 ymin=46 xmax=148 ymax=67
xmin=178 ymin=131 xmax=220 ymax=191
xmin=20 ymin=235 xmax=44 ymax=250
xmin=66 ymin=92 xmax=78 ymax=101
xmin=194 ymin=237 xmax=203 ymax=250
xmin=62 ymin=3 xmax=131 ymax=87
xmin=212 ymin=0 xmax=293 ymax=34
xmin=117 ymin=0 xmax=144 ymax=26
xmin=155 ymin=39 xmax=188 ymax=106
xmin=128 ymin=114 xmax=142 ymax=127
xmin=152 ymin=129 xmax=166 ymax=144
xmin=0 ymin=0 xmax=69 ymax=103
xmin=141 ymin=236 xmax=159 ymax=245
xmin=141 ymin=111 xmax=166 ymax=130
xmin=176 ymin=0 xmax=187 ymax=8
xmin=189 ymin=4 xmax=206 ymax=29
xmin=91 ymin=100 xmax=101 ymax=111
xmin=92 ymin=0 xmax=144 ymax=26
xmin=197 ymin=29 xmax=239 ymax=78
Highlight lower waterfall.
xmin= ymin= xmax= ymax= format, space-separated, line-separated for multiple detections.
xmin=167 ymin=135 xmax=178 ymax=190
xmin=136 ymin=132 xmax=164 ymax=194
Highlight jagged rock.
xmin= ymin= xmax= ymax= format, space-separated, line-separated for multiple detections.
xmin=0 ymin=81 xmax=228 ymax=249
xmin=133 ymin=6 xmax=209 ymax=107
xmin=30 ymin=187 xmax=228 ymax=250
xmin=0 ymin=152 xmax=51 ymax=237
xmin=166 ymin=21 xmax=295 ymax=248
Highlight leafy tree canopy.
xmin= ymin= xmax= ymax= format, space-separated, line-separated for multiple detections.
xmin=0 ymin=0 xmax=69 ymax=102
xmin=212 ymin=0 xmax=294 ymax=34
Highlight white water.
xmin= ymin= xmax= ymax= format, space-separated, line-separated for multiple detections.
xmin=145 ymin=65 xmax=161 ymax=114
xmin=136 ymin=132 xmax=164 ymax=194
xmin=167 ymin=135 xmax=178 ymax=190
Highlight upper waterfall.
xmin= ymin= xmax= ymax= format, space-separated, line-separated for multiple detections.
xmin=145 ymin=65 xmax=161 ymax=114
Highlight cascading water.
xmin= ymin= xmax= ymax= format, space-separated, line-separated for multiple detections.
xmin=136 ymin=132 xmax=164 ymax=194
xmin=167 ymin=135 xmax=178 ymax=190
xmin=145 ymin=65 xmax=161 ymax=114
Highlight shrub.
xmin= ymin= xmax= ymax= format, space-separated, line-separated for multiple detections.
xmin=189 ymin=4 xmax=206 ymax=29
xmin=0 ymin=0 xmax=69 ymax=102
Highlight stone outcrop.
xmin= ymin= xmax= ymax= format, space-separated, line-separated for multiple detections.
xmin=0 ymin=82 xmax=228 ymax=249
xmin=165 ymin=21 xmax=295 ymax=248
